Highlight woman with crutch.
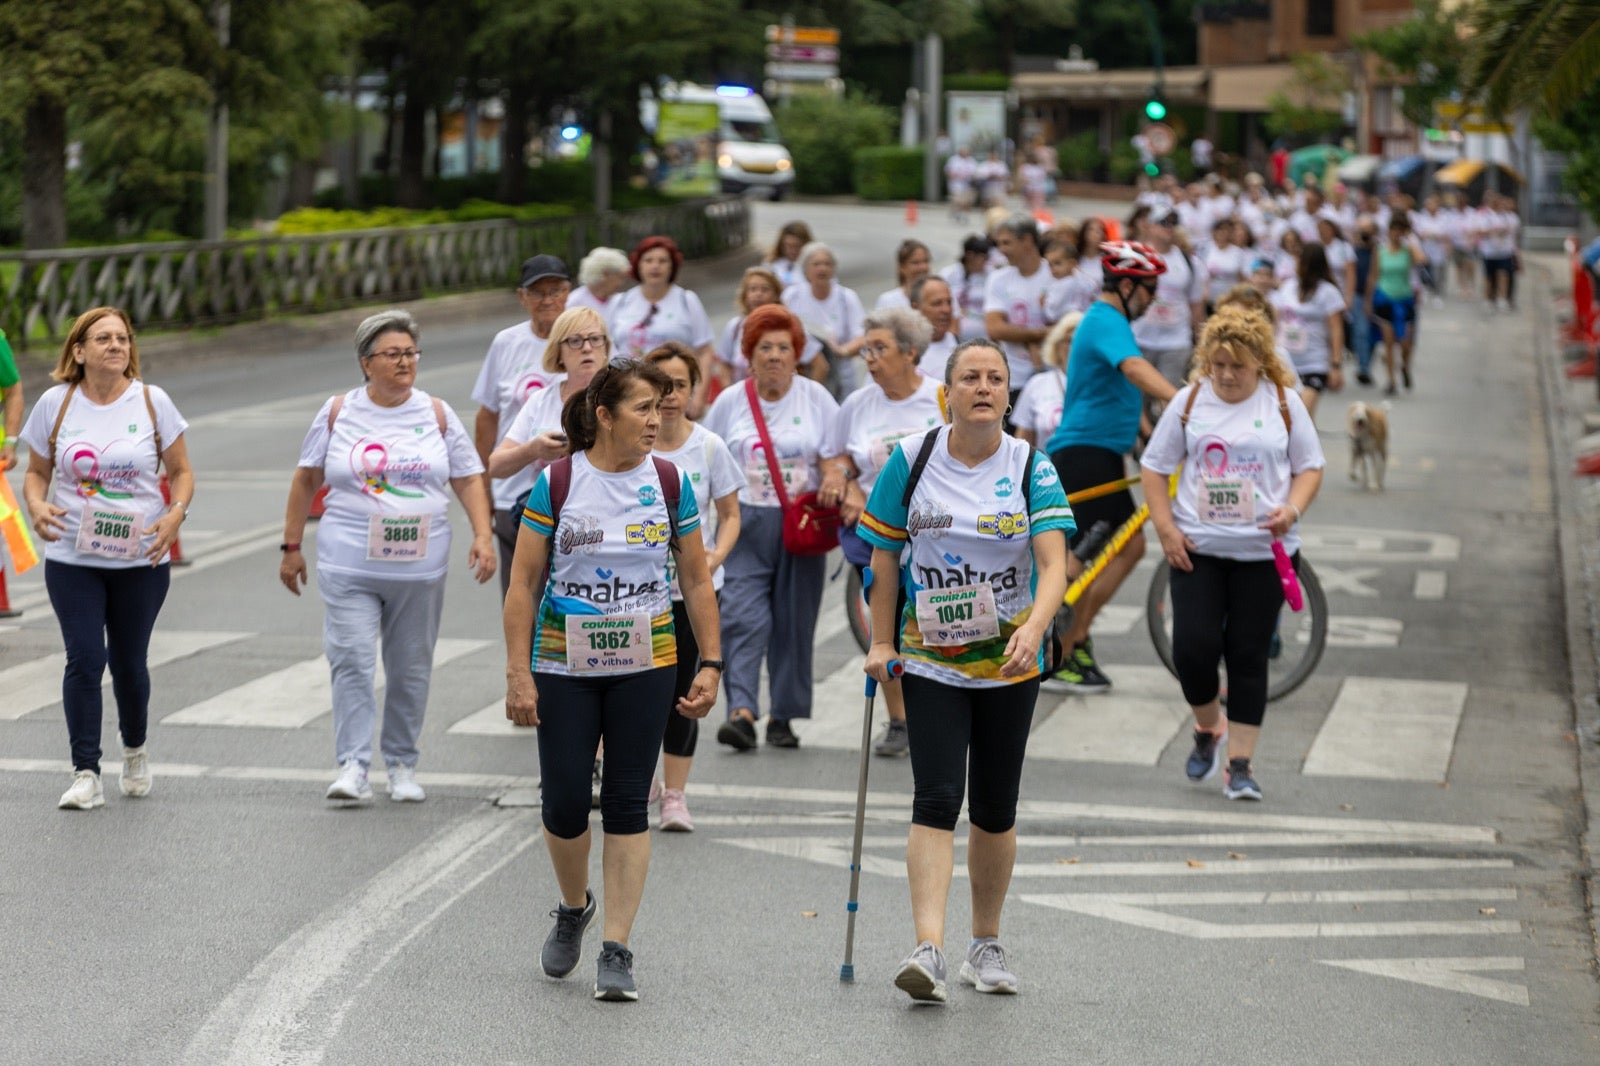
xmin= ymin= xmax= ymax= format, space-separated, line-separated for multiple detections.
xmin=858 ymin=339 xmax=1072 ymax=1003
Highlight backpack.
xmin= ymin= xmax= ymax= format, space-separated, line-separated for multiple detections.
xmin=543 ymin=454 xmax=682 ymax=549
xmin=327 ymin=391 xmax=446 ymax=436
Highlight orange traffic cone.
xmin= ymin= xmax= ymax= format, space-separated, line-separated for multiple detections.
xmin=905 ymin=199 xmax=918 ymax=225
xmin=159 ymin=473 xmax=190 ymax=565
xmin=0 ymin=567 xmax=18 ymax=618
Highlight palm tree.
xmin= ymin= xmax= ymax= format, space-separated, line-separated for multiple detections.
xmin=1461 ymin=0 xmax=1600 ymax=116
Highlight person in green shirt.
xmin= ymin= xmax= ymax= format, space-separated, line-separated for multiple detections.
xmin=0 ymin=328 xmax=22 ymax=470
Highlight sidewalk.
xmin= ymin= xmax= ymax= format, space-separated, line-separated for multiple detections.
xmin=1529 ymin=249 xmax=1600 ymax=969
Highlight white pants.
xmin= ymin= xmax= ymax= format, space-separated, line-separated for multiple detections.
xmin=318 ymin=568 xmax=447 ymax=770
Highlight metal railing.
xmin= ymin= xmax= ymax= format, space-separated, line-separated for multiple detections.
xmin=0 ymin=196 xmax=750 ymax=348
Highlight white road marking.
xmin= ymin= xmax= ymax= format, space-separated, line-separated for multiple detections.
xmin=179 ymin=808 xmax=541 ymax=1066
xmin=445 ymin=701 xmax=535 ymax=736
xmin=1326 ymin=616 xmax=1404 ymax=647
xmin=162 ymin=638 xmax=491 ymax=727
xmin=1031 ymin=666 xmax=1188 ymax=764
xmin=1303 ymin=677 xmax=1469 ymax=781
xmin=1089 ymin=603 xmax=1143 ymax=635
xmin=0 ymin=757 xmax=533 ymax=791
xmin=1299 ymin=525 xmax=1461 ymax=562
xmin=1023 ymin=888 xmax=1517 ymax=905
xmin=1315 ymin=565 xmax=1382 ymax=597
xmin=0 ymin=630 xmax=252 ymax=720
xmin=1023 ymin=892 xmax=1521 ymax=938
xmin=1414 ymin=570 xmax=1448 ymax=599
xmin=1321 ymin=956 xmax=1529 ymax=1006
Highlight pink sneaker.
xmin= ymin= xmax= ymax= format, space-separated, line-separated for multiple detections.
xmin=659 ymin=788 xmax=694 ymax=832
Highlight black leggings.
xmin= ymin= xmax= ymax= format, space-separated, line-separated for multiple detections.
xmin=662 ymin=599 xmax=705 ymax=759
xmin=534 ymin=666 xmax=674 ymax=837
xmin=902 ymin=672 xmax=1040 ymax=833
xmin=1169 ymin=551 xmax=1289 ymax=729
xmin=45 ymin=560 xmax=171 ymax=773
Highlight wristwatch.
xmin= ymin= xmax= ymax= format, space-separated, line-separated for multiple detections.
xmin=700 ymin=659 xmax=725 ymax=671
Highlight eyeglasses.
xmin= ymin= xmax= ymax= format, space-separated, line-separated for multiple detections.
xmin=862 ymin=342 xmax=898 ymax=360
xmin=87 ymin=332 xmax=133 ymax=346
xmin=367 ymin=348 xmax=422 ymax=363
xmin=562 ymin=334 xmax=608 ymax=350
xmin=524 ymin=285 xmax=569 ymax=302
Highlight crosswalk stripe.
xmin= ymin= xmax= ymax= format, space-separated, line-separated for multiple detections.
xmin=161 ymin=638 xmax=491 ymax=728
xmin=1030 ymin=666 xmax=1188 ymax=764
xmin=447 ymin=702 xmax=536 ymax=737
xmin=1302 ymin=676 xmax=1468 ymax=781
xmin=0 ymin=630 xmax=252 ymax=721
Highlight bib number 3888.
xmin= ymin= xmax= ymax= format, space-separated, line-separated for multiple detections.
xmin=366 ymin=515 xmax=430 ymax=561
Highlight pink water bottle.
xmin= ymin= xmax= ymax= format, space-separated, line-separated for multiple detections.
xmin=1272 ymin=540 xmax=1303 ymax=612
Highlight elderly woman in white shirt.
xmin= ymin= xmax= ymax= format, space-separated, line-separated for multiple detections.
xmin=280 ymin=309 xmax=495 ymax=804
xmin=782 ymin=241 xmax=867 ymax=394
xmin=567 ymin=247 xmax=630 ymax=315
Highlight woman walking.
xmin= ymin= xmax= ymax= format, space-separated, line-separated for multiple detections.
xmin=21 ymin=307 xmax=194 ymax=810
xmin=1366 ymin=217 xmax=1425 ymax=395
xmin=645 ymin=343 xmax=744 ymax=831
xmin=859 ymin=340 xmax=1072 ymax=1002
xmin=280 ymin=309 xmax=495 ymax=803
xmin=504 ymin=358 xmax=722 ymax=1002
xmin=1140 ymin=306 xmax=1325 ymax=801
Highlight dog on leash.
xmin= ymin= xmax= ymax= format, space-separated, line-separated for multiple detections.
xmin=1347 ymin=401 xmax=1389 ymax=491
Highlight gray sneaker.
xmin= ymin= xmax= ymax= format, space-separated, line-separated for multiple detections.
xmin=593 ymin=941 xmax=638 ymax=1001
xmin=892 ymin=940 xmax=948 ymax=1003
xmin=873 ymin=720 xmax=910 ymax=757
xmin=540 ymin=889 xmax=595 ymax=978
xmin=959 ymin=937 xmax=1019 ymax=994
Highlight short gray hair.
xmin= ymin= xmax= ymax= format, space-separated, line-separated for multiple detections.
xmin=355 ymin=308 xmax=418 ymax=361
xmin=996 ymin=212 xmax=1041 ymax=247
xmin=578 ymin=247 xmax=629 ymax=287
xmin=863 ymin=306 xmax=933 ymax=357
xmin=909 ymin=274 xmax=950 ymax=307
xmin=797 ymin=241 xmax=836 ymax=274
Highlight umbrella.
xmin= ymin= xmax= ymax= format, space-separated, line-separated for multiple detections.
xmin=1434 ymin=159 xmax=1523 ymax=204
xmin=1334 ymin=154 xmax=1384 ymax=190
xmin=1288 ymin=144 xmax=1348 ymax=188
xmin=1376 ymin=155 xmax=1439 ymax=198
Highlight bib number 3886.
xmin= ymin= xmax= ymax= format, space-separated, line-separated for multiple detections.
xmin=75 ymin=503 xmax=142 ymax=560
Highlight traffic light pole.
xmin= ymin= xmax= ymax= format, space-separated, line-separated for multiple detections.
xmin=1135 ymin=0 xmax=1164 ymax=106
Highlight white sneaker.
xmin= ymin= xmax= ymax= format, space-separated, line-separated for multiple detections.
xmin=387 ymin=764 xmax=425 ymax=803
xmin=120 ymin=745 xmax=152 ymax=797
xmin=59 ymin=770 xmax=105 ymax=810
xmin=326 ymin=759 xmax=372 ymax=802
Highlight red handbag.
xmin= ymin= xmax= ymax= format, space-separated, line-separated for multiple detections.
xmin=745 ymin=378 xmax=840 ymax=556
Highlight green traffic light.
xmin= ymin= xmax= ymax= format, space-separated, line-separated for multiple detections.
xmin=1145 ymin=99 xmax=1167 ymax=121
xmin=1144 ymin=162 xmax=1160 ymax=177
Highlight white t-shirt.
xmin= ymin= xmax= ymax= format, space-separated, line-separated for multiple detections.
xmin=874 ymin=288 xmax=911 ymax=311
xmin=702 ymin=377 xmax=840 ymax=507
xmin=521 ymin=453 xmax=700 ymax=676
xmin=295 ymin=388 xmax=483 ymax=581
xmin=918 ymin=333 xmax=959 ymax=380
xmin=654 ymin=423 xmax=745 ymax=596
xmin=1045 ymin=270 xmax=1099 ymax=322
xmin=768 ymin=257 xmax=801 ymax=289
xmin=825 ymin=376 xmax=945 ymax=495
xmin=1288 ymin=208 xmax=1321 ymax=243
xmin=1133 ymin=248 xmax=1206 ymax=351
xmin=470 ymin=322 xmax=562 ymax=511
xmin=945 ymin=154 xmax=977 ymax=194
xmin=1271 ymin=279 xmax=1347 ymax=375
xmin=1479 ymin=211 xmax=1519 ymax=259
xmin=1140 ymin=379 xmax=1325 ymax=561
xmin=501 ymin=383 xmax=571 ymax=494
xmin=19 ymin=381 xmax=188 ymax=569
xmin=983 ymin=261 xmax=1053 ymax=383
xmin=566 ymin=285 xmax=617 ymax=315
xmin=717 ymin=315 xmax=823 ymax=377
xmin=606 ymin=285 xmax=714 ymax=358
xmin=1012 ymin=368 xmax=1066 ymax=443
xmin=939 ymin=263 xmax=989 ymax=340
xmin=1203 ymin=245 xmax=1248 ymax=304
xmin=1177 ymin=201 xmax=1209 ymax=238
xmin=1323 ymin=238 xmax=1355 ymax=295
xmin=1019 ymin=163 xmax=1048 ymax=195
xmin=782 ymin=283 xmax=867 ymax=350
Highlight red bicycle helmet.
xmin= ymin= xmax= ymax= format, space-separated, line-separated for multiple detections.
xmin=1099 ymin=240 xmax=1168 ymax=278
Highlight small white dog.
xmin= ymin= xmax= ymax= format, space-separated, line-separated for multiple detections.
xmin=1347 ymin=401 xmax=1390 ymax=491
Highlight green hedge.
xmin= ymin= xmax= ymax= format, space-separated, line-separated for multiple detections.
xmin=1056 ymin=131 xmax=1100 ymax=181
xmin=777 ymin=93 xmax=896 ymax=196
xmin=275 ymin=199 xmax=575 ymax=234
xmin=853 ymin=147 xmax=925 ymax=201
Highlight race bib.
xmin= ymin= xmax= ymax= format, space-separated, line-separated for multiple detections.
xmin=75 ymin=503 xmax=142 ymax=560
xmin=746 ymin=456 xmax=806 ymax=503
xmin=366 ymin=514 xmax=431 ymax=561
xmin=915 ymin=583 xmax=1001 ymax=647
xmin=1149 ymin=300 xmax=1180 ymax=327
xmin=1282 ymin=320 xmax=1307 ymax=354
xmin=1197 ymin=477 xmax=1256 ymax=525
xmin=565 ymin=613 xmax=653 ymax=673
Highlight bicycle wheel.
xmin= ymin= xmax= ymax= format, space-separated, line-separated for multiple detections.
xmin=1145 ymin=557 xmax=1329 ymax=703
xmin=845 ymin=566 xmax=871 ymax=654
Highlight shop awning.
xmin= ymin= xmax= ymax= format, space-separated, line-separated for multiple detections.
xmin=1208 ymin=65 xmax=1301 ymax=113
xmin=1012 ymin=66 xmax=1208 ymax=104
xmin=1435 ymin=159 xmax=1525 ymax=187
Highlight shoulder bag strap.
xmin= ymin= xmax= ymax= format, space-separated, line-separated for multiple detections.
xmin=431 ymin=396 xmax=447 ymax=437
xmin=1179 ymin=382 xmax=1202 ymax=426
xmin=1275 ymin=381 xmax=1291 ymax=433
xmin=744 ymin=377 xmax=790 ymax=511
xmin=900 ymin=426 xmax=943 ymax=510
xmin=141 ymin=382 xmax=163 ymax=472
xmin=325 ymin=393 xmax=345 ymax=433
xmin=547 ymin=455 xmax=573 ymax=526
xmin=47 ymin=382 xmax=78 ymax=466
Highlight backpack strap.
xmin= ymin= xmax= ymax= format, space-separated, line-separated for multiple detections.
xmin=546 ymin=455 xmax=574 ymax=527
xmin=1179 ymin=380 xmax=1291 ymax=433
xmin=651 ymin=455 xmax=681 ymax=548
xmin=900 ymin=426 xmax=943 ymax=509
xmin=431 ymin=396 xmax=447 ymax=437
xmin=325 ymin=393 xmax=345 ymax=433
xmin=141 ymin=382 xmax=164 ymax=472
xmin=328 ymin=391 xmax=447 ymax=437
xmin=47 ymin=382 xmax=79 ymax=466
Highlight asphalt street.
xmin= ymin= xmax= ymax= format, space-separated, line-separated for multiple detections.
xmin=1 ymin=198 xmax=1596 ymax=1064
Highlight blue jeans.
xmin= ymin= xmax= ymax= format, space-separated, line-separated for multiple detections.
xmin=44 ymin=560 xmax=171 ymax=773
xmin=1347 ymin=308 xmax=1374 ymax=377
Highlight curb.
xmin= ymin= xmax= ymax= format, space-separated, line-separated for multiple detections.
xmin=1531 ymin=254 xmax=1600 ymax=971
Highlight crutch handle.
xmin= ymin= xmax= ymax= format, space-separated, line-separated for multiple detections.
xmin=864 ymin=659 xmax=904 ymax=698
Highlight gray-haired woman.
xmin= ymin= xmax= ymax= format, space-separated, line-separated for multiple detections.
xmin=569 ymin=247 xmax=630 ymax=316
xmin=279 ymin=309 xmax=496 ymax=804
xmin=820 ymin=306 xmax=946 ymax=756
xmin=781 ymin=241 xmax=867 ymax=394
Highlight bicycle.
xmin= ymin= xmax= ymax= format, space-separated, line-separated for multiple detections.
xmin=846 ymin=472 xmax=1328 ymax=702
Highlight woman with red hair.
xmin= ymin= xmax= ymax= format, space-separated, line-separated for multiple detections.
xmin=702 ymin=304 xmax=840 ymax=751
xmin=606 ymin=236 xmax=716 ymax=382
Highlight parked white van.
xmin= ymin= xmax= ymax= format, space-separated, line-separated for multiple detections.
xmin=645 ymin=83 xmax=795 ymax=199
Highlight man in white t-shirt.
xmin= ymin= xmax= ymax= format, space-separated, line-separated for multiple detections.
xmin=1288 ymin=187 xmax=1325 ymax=243
xmin=1133 ymin=212 xmax=1208 ymax=388
xmin=983 ymin=213 xmax=1053 ymax=413
xmin=910 ymin=275 xmax=959 ymax=380
xmin=470 ymin=253 xmax=570 ymax=593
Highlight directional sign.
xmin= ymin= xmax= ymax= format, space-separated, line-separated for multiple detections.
xmin=764 ymin=62 xmax=839 ymax=82
xmin=766 ymin=43 xmax=839 ymax=63
xmin=766 ymin=25 xmax=840 ymax=45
